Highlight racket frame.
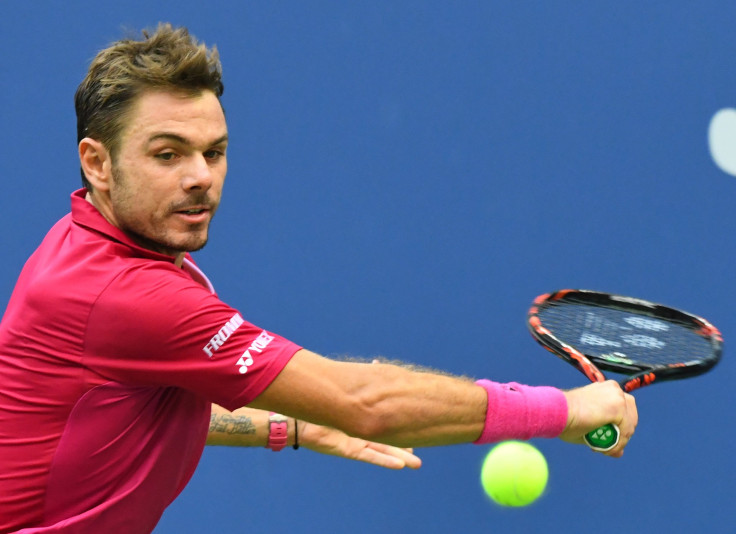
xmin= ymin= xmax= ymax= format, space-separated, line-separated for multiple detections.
xmin=527 ymin=289 xmax=723 ymax=393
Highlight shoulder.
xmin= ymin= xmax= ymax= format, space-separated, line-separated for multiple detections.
xmin=84 ymin=259 xmax=237 ymax=365
xmin=94 ymin=260 xmax=221 ymax=322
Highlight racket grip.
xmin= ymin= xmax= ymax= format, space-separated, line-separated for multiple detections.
xmin=584 ymin=423 xmax=620 ymax=452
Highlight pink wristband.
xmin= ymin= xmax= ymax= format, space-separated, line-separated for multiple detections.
xmin=473 ymin=379 xmax=568 ymax=444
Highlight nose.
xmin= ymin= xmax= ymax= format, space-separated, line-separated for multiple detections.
xmin=181 ymin=154 xmax=213 ymax=192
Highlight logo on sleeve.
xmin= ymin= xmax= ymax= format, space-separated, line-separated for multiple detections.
xmin=202 ymin=313 xmax=245 ymax=357
xmin=236 ymin=331 xmax=275 ymax=374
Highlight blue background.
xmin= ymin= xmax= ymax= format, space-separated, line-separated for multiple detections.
xmin=2 ymin=2 xmax=735 ymax=533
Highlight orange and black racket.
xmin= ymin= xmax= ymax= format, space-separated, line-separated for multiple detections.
xmin=527 ymin=289 xmax=723 ymax=451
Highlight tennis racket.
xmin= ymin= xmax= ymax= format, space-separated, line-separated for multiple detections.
xmin=527 ymin=289 xmax=722 ymax=451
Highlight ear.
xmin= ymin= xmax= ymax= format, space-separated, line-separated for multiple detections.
xmin=79 ymin=138 xmax=113 ymax=192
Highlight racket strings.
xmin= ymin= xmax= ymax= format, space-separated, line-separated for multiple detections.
xmin=536 ymin=304 xmax=715 ymax=366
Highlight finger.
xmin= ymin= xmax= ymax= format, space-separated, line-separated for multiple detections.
xmin=618 ymin=392 xmax=638 ymax=449
xmin=601 ymin=392 xmax=638 ymax=458
xmin=366 ymin=443 xmax=422 ymax=469
xmin=360 ymin=442 xmax=422 ymax=469
xmin=357 ymin=449 xmax=406 ymax=469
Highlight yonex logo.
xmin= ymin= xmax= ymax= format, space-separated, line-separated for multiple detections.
xmin=236 ymin=331 xmax=275 ymax=374
xmin=202 ymin=313 xmax=245 ymax=357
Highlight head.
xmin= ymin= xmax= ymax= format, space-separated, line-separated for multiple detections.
xmin=76 ymin=23 xmax=224 ymax=185
xmin=76 ymin=24 xmax=228 ymax=265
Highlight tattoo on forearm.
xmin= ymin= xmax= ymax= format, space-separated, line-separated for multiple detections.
xmin=209 ymin=413 xmax=257 ymax=435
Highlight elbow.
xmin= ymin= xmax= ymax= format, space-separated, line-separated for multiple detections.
xmin=336 ymin=397 xmax=394 ymax=441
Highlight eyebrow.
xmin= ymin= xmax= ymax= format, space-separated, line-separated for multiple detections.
xmin=146 ymin=132 xmax=229 ymax=147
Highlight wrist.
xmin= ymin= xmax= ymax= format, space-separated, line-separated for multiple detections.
xmin=472 ymin=379 xmax=568 ymax=444
xmin=267 ymin=412 xmax=288 ymax=451
xmin=266 ymin=413 xmax=300 ymax=451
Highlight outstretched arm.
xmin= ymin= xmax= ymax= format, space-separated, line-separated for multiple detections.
xmin=207 ymin=404 xmax=421 ymax=469
xmin=247 ymin=349 xmax=638 ymax=457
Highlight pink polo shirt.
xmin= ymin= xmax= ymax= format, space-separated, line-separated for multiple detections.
xmin=0 ymin=189 xmax=300 ymax=533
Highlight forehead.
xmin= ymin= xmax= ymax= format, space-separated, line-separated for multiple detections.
xmin=121 ymin=89 xmax=227 ymax=145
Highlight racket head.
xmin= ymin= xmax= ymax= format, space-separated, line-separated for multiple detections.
xmin=527 ymin=289 xmax=723 ymax=392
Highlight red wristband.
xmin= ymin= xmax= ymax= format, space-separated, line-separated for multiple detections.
xmin=473 ymin=379 xmax=568 ymax=444
xmin=267 ymin=412 xmax=288 ymax=452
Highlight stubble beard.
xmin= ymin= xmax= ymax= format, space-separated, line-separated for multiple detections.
xmin=110 ymin=165 xmax=216 ymax=257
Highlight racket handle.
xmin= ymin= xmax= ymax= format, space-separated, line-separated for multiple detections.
xmin=584 ymin=423 xmax=620 ymax=452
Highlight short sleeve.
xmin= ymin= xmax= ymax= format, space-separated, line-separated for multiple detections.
xmin=83 ymin=262 xmax=300 ymax=411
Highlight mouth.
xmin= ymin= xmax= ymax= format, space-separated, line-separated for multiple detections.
xmin=174 ymin=206 xmax=211 ymax=223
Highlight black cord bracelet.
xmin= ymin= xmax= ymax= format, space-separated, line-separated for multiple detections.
xmin=293 ymin=419 xmax=299 ymax=450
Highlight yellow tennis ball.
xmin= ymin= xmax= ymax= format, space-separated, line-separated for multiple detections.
xmin=480 ymin=441 xmax=548 ymax=507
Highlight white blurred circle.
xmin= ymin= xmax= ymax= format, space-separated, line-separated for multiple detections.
xmin=708 ymin=108 xmax=736 ymax=177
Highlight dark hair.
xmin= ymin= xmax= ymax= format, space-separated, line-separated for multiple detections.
xmin=75 ymin=23 xmax=224 ymax=189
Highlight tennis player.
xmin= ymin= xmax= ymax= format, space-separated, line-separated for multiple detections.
xmin=0 ymin=24 xmax=637 ymax=533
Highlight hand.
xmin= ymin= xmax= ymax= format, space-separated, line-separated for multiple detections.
xmin=299 ymin=421 xmax=422 ymax=469
xmin=559 ymin=380 xmax=638 ymax=458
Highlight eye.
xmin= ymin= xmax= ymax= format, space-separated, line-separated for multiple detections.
xmin=204 ymin=149 xmax=225 ymax=160
xmin=155 ymin=152 xmax=178 ymax=161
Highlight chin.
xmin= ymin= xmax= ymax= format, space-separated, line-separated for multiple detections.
xmin=152 ymin=235 xmax=209 ymax=257
xmin=180 ymin=236 xmax=210 ymax=253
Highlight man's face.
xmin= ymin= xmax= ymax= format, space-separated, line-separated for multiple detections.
xmin=107 ymin=89 xmax=228 ymax=258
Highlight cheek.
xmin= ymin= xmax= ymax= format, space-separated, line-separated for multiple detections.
xmin=213 ymin=166 xmax=227 ymax=194
xmin=114 ymin=165 xmax=164 ymax=206
xmin=111 ymin=177 xmax=161 ymax=220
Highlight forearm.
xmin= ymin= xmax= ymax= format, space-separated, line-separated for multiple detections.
xmin=207 ymin=404 xmax=297 ymax=447
xmin=321 ymin=363 xmax=566 ymax=447
xmin=249 ymin=350 xmax=489 ymax=447
xmin=352 ymin=361 xmax=488 ymax=446
xmin=207 ymin=403 xmax=423 ymax=469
